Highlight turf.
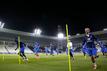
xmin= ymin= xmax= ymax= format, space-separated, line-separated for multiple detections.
xmin=0 ymin=53 xmax=107 ymax=71
xmin=0 ymin=54 xmax=68 ymax=71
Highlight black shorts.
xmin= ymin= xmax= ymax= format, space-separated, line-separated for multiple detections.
xmin=70 ymin=51 xmax=73 ymax=57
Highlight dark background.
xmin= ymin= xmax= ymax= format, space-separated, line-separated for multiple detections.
xmin=0 ymin=2 xmax=107 ymax=36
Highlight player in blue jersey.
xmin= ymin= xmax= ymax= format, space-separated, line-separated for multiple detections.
xmin=33 ymin=42 xmax=40 ymax=58
xmin=45 ymin=46 xmax=50 ymax=55
xmin=54 ymin=46 xmax=59 ymax=55
xmin=15 ymin=38 xmax=28 ymax=62
xmin=99 ymin=41 xmax=107 ymax=56
xmin=82 ymin=28 xmax=99 ymax=69
xmin=50 ymin=43 xmax=54 ymax=56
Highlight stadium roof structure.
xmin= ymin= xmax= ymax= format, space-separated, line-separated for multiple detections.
xmin=0 ymin=28 xmax=107 ymax=46
xmin=0 ymin=28 xmax=66 ymax=46
xmin=0 ymin=28 xmax=59 ymax=40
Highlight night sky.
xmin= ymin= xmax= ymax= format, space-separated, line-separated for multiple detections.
xmin=0 ymin=2 xmax=107 ymax=36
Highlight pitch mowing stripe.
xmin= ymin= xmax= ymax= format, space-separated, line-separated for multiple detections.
xmin=66 ymin=24 xmax=71 ymax=71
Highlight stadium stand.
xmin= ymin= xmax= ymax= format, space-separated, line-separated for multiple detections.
xmin=0 ymin=28 xmax=107 ymax=54
xmin=0 ymin=45 xmax=8 ymax=54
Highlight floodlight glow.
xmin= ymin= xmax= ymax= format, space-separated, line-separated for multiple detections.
xmin=76 ymin=33 xmax=80 ymax=36
xmin=0 ymin=23 xmax=5 ymax=28
xmin=0 ymin=22 xmax=1 ymax=25
xmin=103 ymin=28 xmax=107 ymax=31
xmin=34 ymin=28 xmax=42 ymax=36
xmin=0 ymin=21 xmax=5 ymax=28
xmin=57 ymin=33 xmax=64 ymax=39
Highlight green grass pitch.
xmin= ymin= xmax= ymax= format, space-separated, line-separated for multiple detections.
xmin=0 ymin=53 xmax=107 ymax=71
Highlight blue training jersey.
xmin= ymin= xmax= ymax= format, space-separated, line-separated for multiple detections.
xmin=15 ymin=41 xmax=26 ymax=52
xmin=16 ymin=41 xmax=26 ymax=48
xmin=45 ymin=47 xmax=48 ymax=51
xmin=33 ymin=42 xmax=40 ymax=52
xmin=82 ymin=33 xmax=98 ymax=48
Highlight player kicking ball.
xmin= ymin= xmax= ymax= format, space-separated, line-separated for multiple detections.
xmin=15 ymin=38 xmax=28 ymax=63
xmin=82 ymin=28 xmax=99 ymax=69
